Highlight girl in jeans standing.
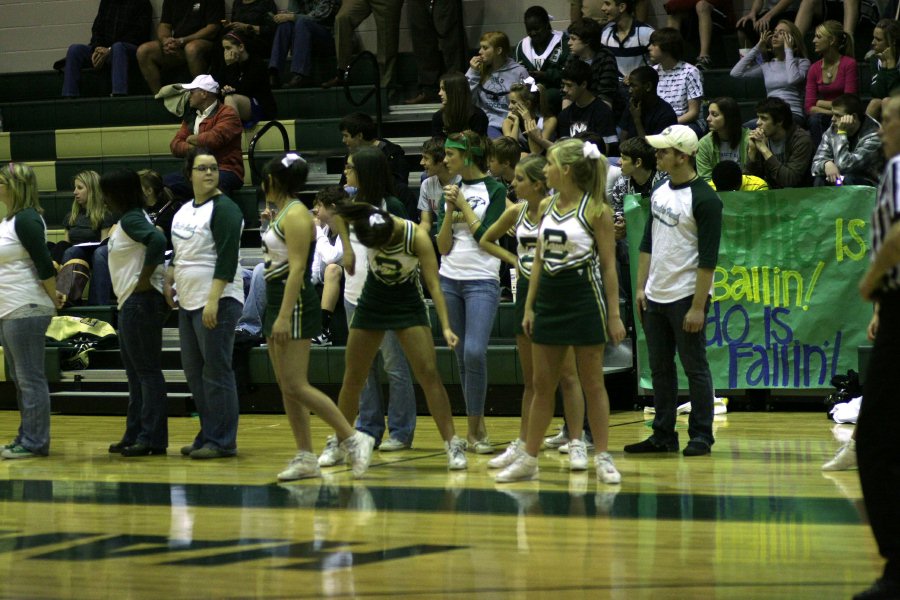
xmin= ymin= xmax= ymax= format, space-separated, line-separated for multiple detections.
xmin=436 ymin=130 xmax=507 ymax=453
xmin=103 ymin=169 xmax=170 ymax=457
xmin=0 ymin=162 xmax=62 ymax=459
xmin=165 ymin=148 xmax=244 ymax=460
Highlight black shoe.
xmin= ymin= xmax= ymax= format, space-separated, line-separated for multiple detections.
xmin=190 ymin=446 xmax=237 ymax=459
xmin=683 ymin=441 xmax=711 ymax=456
xmin=311 ymin=329 xmax=333 ymax=346
xmin=121 ymin=444 xmax=167 ymax=457
xmin=268 ymin=70 xmax=282 ymax=89
xmin=285 ymin=74 xmax=314 ymax=88
xmin=854 ymin=578 xmax=900 ymax=600
xmin=109 ymin=440 xmax=133 ymax=454
xmin=623 ymin=437 xmax=679 ymax=454
xmin=321 ymin=74 xmax=345 ymax=89
xmin=180 ymin=444 xmax=198 ymax=456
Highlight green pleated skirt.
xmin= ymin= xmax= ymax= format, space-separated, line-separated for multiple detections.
xmin=532 ymin=265 xmax=608 ymax=346
xmin=263 ymin=276 xmax=322 ymax=340
xmin=352 ymin=276 xmax=430 ymax=330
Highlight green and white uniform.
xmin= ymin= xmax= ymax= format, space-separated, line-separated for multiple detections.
xmin=262 ymin=201 xmax=321 ymax=340
xmin=352 ymin=219 xmax=430 ymax=331
xmin=513 ymin=203 xmax=540 ymax=336
xmin=532 ymin=192 xmax=609 ymax=345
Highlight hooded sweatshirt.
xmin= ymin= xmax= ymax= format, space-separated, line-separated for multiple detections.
xmin=466 ymin=58 xmax=530 ymax=131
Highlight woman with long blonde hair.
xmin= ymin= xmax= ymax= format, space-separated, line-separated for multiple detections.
xmin=806 ymin=20 xmax=858 ymax=146
xmin=465 ymin=31 xmax=530 ymax=139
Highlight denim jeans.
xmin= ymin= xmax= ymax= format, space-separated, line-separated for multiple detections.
xmin=439 ymin=276 xmax=500 ymax=416
xmin=88 ymin=244 xmax=113 ymax=305
xmin=0 ymin=315 xmax=53 ymax=454
xmin=643 ymin=295 xmax=714 ymax=447
xmin=237 ymin=263 xmax=266 ymax=336
xmin=119 ymin=290 xmax=170 ymax=448
xmin=345 ymin=300 xmax=416 ymax=445
xmin=269 ymin=18 xmax=333 ymax=77
xmin=178 ymin=297 xmax=242 ymax=452
xmin=63 ymin=42 xmax=137 ymax=97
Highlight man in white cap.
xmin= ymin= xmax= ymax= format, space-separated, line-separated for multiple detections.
xmin=624 ymin=124 xmax=722 ymax=457
xmin=166 ymin=74 xmax=244 ymax=201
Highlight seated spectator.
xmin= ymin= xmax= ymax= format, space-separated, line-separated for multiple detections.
xmin=649 ymin=27 xmax=705 ymax=137
xmin=618 ymin=65 xmax=678 ymax=140
xmin=746 ymin=97 xmax=814 ymax=188
xmin=166 ymin=75 xmax=244 ymax=201
xmin=432 ymin=72 xmax=490 ymax=138
xmin=663 ymin=0 xmax=733 ymax=70
xmin=217 ymin=32 xmax=277 ymax=126
xmin=487 ymin=136 xmax=523 ymax=202
xmin=731 ymin=20 xmax=810 ymax=127
xmin=62 ymin=0 xmax=152 ymax=98
xmin=735 ymin=0 xmax=802 ymax=48
xmin=710 ymin=160 xmax=770 ymax=190
xmin=609 ymin=135 xmax=666 ymax=214
xmin=467 ymin=31 xmax=531 ymax=139
xmin=310 ymin=187 xmax=348 ymax=346
xmin=600 ymin=0 xmax=654 ymax=79
xmin=567 ymin=18 xmax=624 ymax=115
xmin=321 ymin=0 xmax=404 ymax=89
xmin=515 ymin=5 xmax=570 ymax=90
xmin=224 ymin=0 xmax=277 ymax=58
xmin=558 ymin=60 xmax=619 ymax=155
xmin=812 ymin=93 xmax=883 ymax=186
xmin=268 ymin=0 xmax=339 ymax=89
xmin=806 ymin=20 xmax=858 ymax=149
xmin=697 ymin=97 xmax=751 ymax=182
xmin=138 ymin=169 xmax=182 ymax=247
xmin=867 ymin=19 xmax=900 ymax=121
xmin=502 ymin=82 xmax=558 ymax=155
xmin=418 ymin=137 xmax=461 ymax=235
xmin=338 ymin=112 xmax=411 ymax=214
xmin=136 ymin=0 xmax=225 ymax=94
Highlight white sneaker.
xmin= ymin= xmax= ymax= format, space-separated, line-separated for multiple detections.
xmin=278 ymin=450 xmax=321 ymax=481
xmin=495 ymin=453 xmax=539 ymax=483
xmin=677 ymin=397 xmax=729 ymax=415
xmin=487 ymin=440 xmax=523 ymax=469
xmin=446 ymin=436 xmax=468 ymax=470
xmin=595 ymin=452 xmax=621 ymax=484
xmin=559 ymin=434 xmax=594 ymax=454
xmin=822 ymin=440 xmax=857 ymax=471
xmin=543 ymin=427 xmax=569 ymax=449
xmin=471 ymin=438 xmax=494 ymax=454
xmin=341 ymin=432 xmax=375 ymax=478
xmin=379 ymin=436 xmax=410 ymax=452
xmin=568 ymin=439 xmax=588 ymax=471
xmin=317 ymin=435 xmax=346 ymax=467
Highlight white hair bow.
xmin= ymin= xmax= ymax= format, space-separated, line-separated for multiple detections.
xmin=369 ymin=213 xmax=387 ymax=227
xmin=523 ymin=76 xmax=539 ymax=92
xmin=583 ymin=142 xmax=602 ymax=160
xmin=281 ymin=152 xmax=306 ymax=168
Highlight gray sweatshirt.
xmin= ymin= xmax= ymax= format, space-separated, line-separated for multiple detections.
xmin=730 ymin=47 xmax=810 ymax=118
xmin=466 ymin=58 xmax=530 ymax=131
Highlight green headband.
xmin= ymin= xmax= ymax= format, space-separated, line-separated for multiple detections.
xmin=444 ymin=138 xmax=484 ymax=156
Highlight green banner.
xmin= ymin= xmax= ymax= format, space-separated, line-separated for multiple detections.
xmin=624 ymin=185 xmax=877 ymax=391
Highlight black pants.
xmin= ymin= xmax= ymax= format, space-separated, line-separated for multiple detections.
xmin=858 ymin=289 xmax=900 ymax=583
xmin=406 ymin=0 xmax=467 ymax=93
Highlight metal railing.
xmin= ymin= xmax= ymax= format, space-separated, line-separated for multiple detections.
xmin=247 ymin=119 xmax=290 ymax=184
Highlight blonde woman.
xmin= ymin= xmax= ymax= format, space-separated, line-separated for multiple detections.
xmin=466 ymin=31 xmax=530 ymax=139
xmin=805 ymin=20 xmax=858 ymax=146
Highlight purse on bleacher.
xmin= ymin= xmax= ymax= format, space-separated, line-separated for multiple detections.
xmin=56 ymin=258 xmax=91 ymax=308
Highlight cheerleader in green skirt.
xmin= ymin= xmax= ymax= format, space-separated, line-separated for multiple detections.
xmin=478 ymin=155 xmax=591 ymax=472
xmin=496 ymin=138 xmax=627 ymax=484
xmin=333 ymin=202 xmax=469 ymax=470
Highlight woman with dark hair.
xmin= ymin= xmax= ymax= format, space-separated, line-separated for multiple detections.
xmin=867 ymin=19 xmax=900 ymax=121
xmin=696 ymin=97 xmax=751 ymax=182
xmin=806 ymin=20 xmax=858 ymax=147
xmin=467 ymin=32 xmax=530 ymax=139
xmin=431 ymin=72 xmax=489 ymax=138
xmin=436 ymin=130 xmax=507 ymax=454
xmin=138 ymin=169 xmax=181 ymax=246
xmin=261 ymin=154 xmax=374 ymax=480
xmin=103 ymin=169 xmax=170 ymax=457
xmin=218 ymin=31 xmax=277 ymax=127
xmin=330 ymin=201 xmax=467 ymax=469
xmin=165 ymin=147 xmax=244 ymax=460
xmin=0 ymin=162 xmax=61 ymax=460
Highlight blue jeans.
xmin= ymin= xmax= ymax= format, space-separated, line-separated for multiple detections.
xmin=63 ymin=42 xmax=137 ymax=97
xmin=269 ymin=19 xmax=333 ymax=77
xmin=0 ymin=315 xmax=53 ymax=455
xmin=345 ymin=300 xmax=416 ymax=445
xmin=439 ymin=276 xmax=500 ymax=416
xmin=643 ymin=295 xmax=714 ymax=447
xmin=178 ymin=297 xmax=242 ymax=452
xmin=119 ymin=290 xmax=170 ymax=448
xmin=88 ymin=244 xmax=113 ymax=305
xmin=237 ymin=263 xmax=266 ymax=336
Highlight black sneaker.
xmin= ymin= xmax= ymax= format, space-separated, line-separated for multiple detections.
xmin=312 ymin=329 xmax=333 ymax=347
xmin=853 ymin=578 xmax=900 ymax=600
xmin=683 ymin=441 xmax=711 ymax=456
xmin=623 ymin=437 xmax=679 ymax=454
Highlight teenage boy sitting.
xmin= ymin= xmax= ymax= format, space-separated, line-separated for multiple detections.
xmin=648 ymin=27 xmax=705 ymax=137
xmin=558 ymin=60 xmax=619 ymax=155
xmin=311 ymin=186 xmax=348 ymax=346
xmin=418 ymin=137 xmax=460 ymax=235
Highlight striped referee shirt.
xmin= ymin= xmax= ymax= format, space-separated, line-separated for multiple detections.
xmin=872 ymin=155 xmax=900 ymax=291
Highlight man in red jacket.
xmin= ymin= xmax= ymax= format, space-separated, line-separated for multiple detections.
xmin=165 ymin=74 xmax=244 ymax=201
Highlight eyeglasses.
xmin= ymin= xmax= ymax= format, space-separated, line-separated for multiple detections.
xmin=192 ymin=165 xmax=219 ymax=173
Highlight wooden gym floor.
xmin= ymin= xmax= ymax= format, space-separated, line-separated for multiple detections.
xmin=0 ymin=410 xmax=878 ymax=599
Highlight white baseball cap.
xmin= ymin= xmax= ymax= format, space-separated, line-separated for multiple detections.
xmin=646 ymin=125 xmax=700 ymax=156
xmin=182 ymin=74 xmax=219 ymax=94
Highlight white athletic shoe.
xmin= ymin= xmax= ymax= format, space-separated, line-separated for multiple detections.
xmin=379 ymin=436 xmax=410 ymax=452
xmin=341 ymin=431 xmax=375 ymax=478
xmin=278 ymin=451 xmax=321 ymax=481
xmin=317 ymin=435 xmax=346 ymax=467
xmin=568 ymin=439 xmax=589 ymax=471
xmin=822 ymin=440 xmax=857 ymax=471
xmin=495 ymin=453 xmax=539 ymax=483
xmin=487 ymin=440 xmax=523 ymax=469
xmin=559 ymin=434 xmax=594 ymax=454
xmin=595 ymin=452 xmax=622 ymax=484
xmin=676 ymin=397 xmax=729 ymax=415
xmin=471 ymin=438 xmax=494 ymax=454
xmin=543 ymin=427 xmax=569 ymax=449
xmin=446 ymin=436 xmax=468 ymax=470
